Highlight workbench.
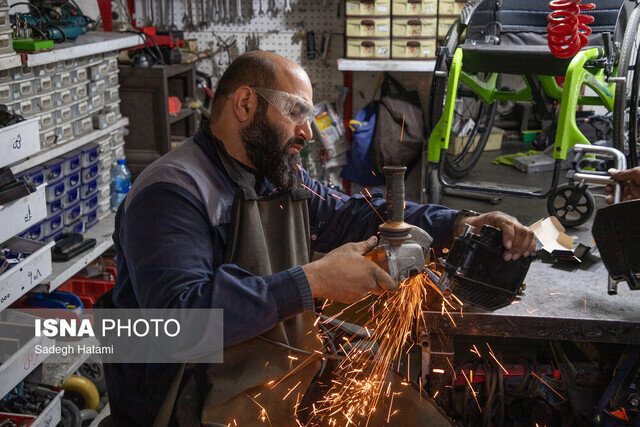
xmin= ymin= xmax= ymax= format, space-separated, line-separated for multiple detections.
xmin=420 ymin=242 xmax=640 ymax=408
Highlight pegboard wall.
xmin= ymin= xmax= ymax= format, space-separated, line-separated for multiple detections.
xmin=134 ymin=0 xmax=346 ymax=103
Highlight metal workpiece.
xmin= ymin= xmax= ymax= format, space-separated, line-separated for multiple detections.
xmin=571 ymin=144 xmax=627 ymax=204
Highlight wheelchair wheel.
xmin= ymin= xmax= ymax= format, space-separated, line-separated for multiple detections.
xmin=613 ymin=3 xmax=640 ymax=168
xmin=547 ymin=183 xmax=595 ymax=228
xmin=428 ymin=19 xmax=498 ymax=179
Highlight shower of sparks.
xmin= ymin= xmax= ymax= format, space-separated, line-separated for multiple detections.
xmin=308 ymin=270 xmax=462 ymax=426
xmin=530 ymin=372 xmax=565 ymax=400
xmin=365 ymin=187 xmax=372 ymax=198
xmin=301 ymin=183 xmax=326 ymax=201
xmin=486 ymin=343 xmax=508 ymax=375
xmin=359 ymin=192 xmax=385 ymax=222
xmin=330 ymin=193 xmax=343 ymax=201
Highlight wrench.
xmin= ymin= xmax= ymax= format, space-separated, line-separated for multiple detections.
xmin=169 ymin=0 xmax=177 ymax=28
xmin=224 ymin=0 xmax=230 ymax=23
xmin=258 ymin=0 xmax=265 ymax=15
xmin=199 ymin=0 xmax=207 ymax=28
xmin=236 ymin=0 xmax=243 ymax=22
xmin=158 ymin=0 xmax=164 ymax=29
xmin=149 ymin=0 xmax=155 ymax=26
xmin=284 ymin=0 xmax=291 ymax=13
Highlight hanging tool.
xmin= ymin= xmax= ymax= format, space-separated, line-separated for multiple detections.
xmin=245 ymin=32 xmax=260 ymax=51
xmin=258 ymin=0 xmax=265 ymax=15
xmin=158 ymin=0 xmax=165 ymax=29
xmin=199 ymin=0 xmax=207 ymax=28
xmin=284 ymin=0 xmax=292 ymax=13
xmin=267 ymin=0 xmax=278 ymax=16
xmin=224 ymin=0 xmax=230 ymax=23
xmin=236 ymin=0 xmax=243 ymax=22
xmin=436 ymin=223 xmax=531 ymax=311
xmin=364 ymin=166 xmax=434 ymax=283
xmin=306 ymin=31 xmax=316 ymax=59
xmin=149 ymin=0 xmax=155 ymax=26
xmin=320 ymin=32 xmax=331 ymax=60
xmin=169 ymin=0 xmax=177 ymax=29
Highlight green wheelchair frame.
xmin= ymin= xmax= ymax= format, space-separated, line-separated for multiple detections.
xmin=422 ymin=0 xmax=640 ymax=227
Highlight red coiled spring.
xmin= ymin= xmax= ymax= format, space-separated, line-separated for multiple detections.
xmin=547 ymin=0 xmax=595 ymax=58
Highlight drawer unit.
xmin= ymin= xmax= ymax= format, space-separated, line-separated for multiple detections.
xmin=105 ymin=71 xmax=119 ymax=88
xmin=36 ymin=75 xmax=54 ymax=94
xmin=12 ymin=65 xmax=34 ymax=81
xmin=9 ymin=99 xmax=34 ymax=117
xmin=97 ymin=198 xmax=110 ymax=219
xmin=82 ymin=207 xmax=99 ymax=230
xmin=55 ymin=106 xmax=72 ymax=125
xmin=46 ymin=197 xmax=63 ymax=217
xmin=346 ymin=38 xmax=391 ymax=58
xmin=55 ymin=123 xmax=73 ymax=142
xmin=57 ymin=58 xmax=77 ymax=70
xmin=82 ymin=193 xmax=99 ymax=213
xmin=0 ymin=29 xmax=10 ymax=56
xmin=89 ymin=63 xmax=108 ymax=81
xmin=71 ymin=100 xmax=89 ymax=118
xmin=104 ymin=86 xmax=120 ymax=104
xmin=391 ymin=37 xmax=436 ymax=58
xmin=88 ymin=79 xmax=106 ymax=96
xmin=80 ymin=177 xmax=98 ymax=199
xmin=346 ymin=17 xmax=391 ymax=37
xmin=62 ymin=202 xmax=82 ymax=225
xmin=55 ymin=89 xmax=73 ymax=107
xmin=39 ymin=111 xmax=54 ymax=131
xmin=93 ymin=111 xmax=116 ymax=129
xmin=106 ymin=56 xmax=118 ymax=72
xmin=34 ymin=63 xmax=56 ymax=77
xmin=9 ymin=80 xmax=34 ymax=100
xmin=80 ymin=143 xmax=100 ymax=167
xmin=0 ymin=67 xmax=9 ymax=83
xmin=64 ymin=219 xmax=84 ymax=234
xmin=111 ymin=145 xmax=125 ymax=161
xmin=96 ymin=136 xmax=111 ymax=155
xmin=98 ymin=183 xmax=110 ymax=200
xmin=74 ymin=83 xmax=88 ymax=100
xmin=72 ymin=67 xmax=89 ymax=84
xmin=0 ymin=7 xmax=9 ymax=29
xmin=61 ymin=150 xmax=81 ymax=175
xmin=63 ymin=170 xmax=81 ymax=191
xmin=16 ymin=165 xmax=45 ymax=188
xmin=392 ymin=0 xmax=436 ymax=15
xmin=392 ymin=17 xmax=437 ymax=38
xmin=97 ymin=168 xmax=111 ymax=187
xmin=61 ymin=187 xmax=80 ymax=209
xmin=73 ymin=116 xmax=93 ymax=136
xmin=35 ymin=93 xmax=55 ymax=113
xmin=345 ymin=0 xmax=390 ymax=15
xmin=98 ymin=152 xmax=113 ymax=171
xmin=42 ymin=158 xmax=64 ymax=183
xmin=21 ymin=222 xmax=44 ymax=241
xmin=90 ymin=93 xmax=104 ymax=110
xmin=55 ymin=71 xmax=73 ymax=89
xmin=0 ymin=83 xmax=8 ymax=103
xmin=40 ymin=129 xmax=56 ymax=148
xmin=81 ymin=163 xmax=99 ymax=183
xmin=45 ymin=178 xmax=66 ymax=202
xmin=42 ymin=212 xmax=63 ymax=236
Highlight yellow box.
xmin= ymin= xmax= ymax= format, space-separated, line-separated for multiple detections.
xmin=392 ymin=16 xmax=436 ymax=37
xmin=449 ymin=127 xmax=504 ymax=154
xmin=392 ymin=0 xmax=437 ymax=16
xmin=345 ymin=0 xmax=391 ymax=16
xmin=391 ymin=38 xmax=436 ymax=58
xmin=439 ymin=1 xmax=455 ymax=14
xmin=346 ymin=38 xmax=391 ymax=58
xmin=346 ymin=17 xmax=391 ymax=37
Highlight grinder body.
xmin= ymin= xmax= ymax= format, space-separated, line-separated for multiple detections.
xmin=365 ymin=166 xmax=433 ymax=283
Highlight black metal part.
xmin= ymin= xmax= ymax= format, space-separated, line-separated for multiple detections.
xmin=592 ymin=199 xmax=640 ymax=291
xmin=383 ymin=166 xmax=406 ymax=223
xmin=442 ymin=224 xmax=531 ymax=310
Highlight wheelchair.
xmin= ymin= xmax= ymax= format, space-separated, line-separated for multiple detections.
xmin=422 ymin=0 xmax=640 ymax=227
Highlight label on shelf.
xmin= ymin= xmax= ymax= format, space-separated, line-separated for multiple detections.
xmin=0 ymin=184 xmax=48 ymax=244
xmin=0 ymin=117 xmax=41 ymax=169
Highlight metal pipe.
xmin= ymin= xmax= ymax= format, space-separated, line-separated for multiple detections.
xmin=572 ymin=144 xmax=626 ymax=204
xmin=383 ymin=166 xmax=406 ymax=223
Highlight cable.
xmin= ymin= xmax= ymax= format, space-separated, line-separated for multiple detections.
xmin=9 ymin=2 xmax=42 ymax=17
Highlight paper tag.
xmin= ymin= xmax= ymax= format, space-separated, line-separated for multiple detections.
xmin=377 ymin=25 xmax=388 ymax=32
xmin=378 ymin=47 xmax=389 ymax=55
xmin=377 ymin=5 xmax=388 ymax=12
xmin=346 ymin=3 xmax=356 ymax=9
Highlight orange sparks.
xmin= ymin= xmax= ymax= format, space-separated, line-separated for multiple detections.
xmin=486 ymin=343 xmax=508 ymax=375
xmin=531 ymin=372 xmax=565 ymax=400
xmin=371 ymin=170 xmax=376 ymax=176
xmin=267 ymin=380 xmax=275 ymax=386
xmin=584 ymin=299 xmax=587 ymax=309
xmin=461 ymin=369 xmax=482 ymax=412
xmin=470 ymin=344 xmax=481 ymax=357
xmin=549 ymin=292 xmax=566 ymax=296
xmin=365 ymin=187 xmax=372 ymax=198
xmin=400 ymin=114 xmax=406 ymax=142
xmin=330 ymin=193 xmax=342 ymax=201
xmin=432 ymin=368 xmax=445 ymax=374
xmin=301 ymin=183 xmax=326 ymax=201
xmin=296 ymin=163 xmax=302 ymax=170
xmin=314 ymin=316 xmax=321 ymax=326
xmin=433 ymin=391 xmax=439 ymax=399
xmin=288 ymin=355 xmax=299 ymax=361
xmin=360 ymin=192 xmax=385 ymax=222
xmin=283 ymin=381 xmax=302 ymax=400
xmin=246 ymin=394 xmax=272 ymax=426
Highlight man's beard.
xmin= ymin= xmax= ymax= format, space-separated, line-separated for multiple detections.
xmin=240 ymin=102 xmax=304 ymax=192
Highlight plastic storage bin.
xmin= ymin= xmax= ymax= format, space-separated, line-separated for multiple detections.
xmin=392 ymin=17 xmax=437 ymax=38
xmin=61 ymin=187 xmax=80 ymax=209
xmin=82 ymin=208 xmax=98 ymax=230
xmin=346 ymin=17 xmax=390 ymax=37
xmin=45 ymin=178 xmax=66 ymax=202
xmin=43 ymin=158 xmax=64 ymax=182
xmin=63 ymin=170 xmax=81 ymax=190
xmin=346 ymin=38 xmax=391 ymax=58
xmin=81 ymin=163 xmax=99 ymax=183
xmin=80 ymin=143 xmax=99 ymax=167
xmin=46 ymin=198 xmax=63 ymax=216
xmin=97 ymin=169 xmax=110 ymax=187
xmin=21 ymin=222 xmax=44 ymax=241
xmin=346 ymin=0 xmax=390 ymax=15
xmin=392 ymin=0 xmax=436 ymax=15
xmin=17 ymin=165 xmax=45 ymax=187
xmin=98 ymin=184 xmax=110 ymax=201
xmin=391 ymin=38 xmax=436 ymax=58
xmin=62 ymin=202 xmax=82 ymax=225
xmin=42 ymin=213 xmax=63 ymax=236
xmin=61 ymin=150 xmax=81 ymax=175
xmin=80 ymin=178 xmax=98 ymax=199
xmin=82 ymin=194 xmax=99 ymax=213
xmin=64 ymin=219 xmax=85 ymax=234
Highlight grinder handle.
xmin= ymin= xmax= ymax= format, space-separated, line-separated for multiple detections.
xmin=383 ymin=166 xmax=406 ymax=222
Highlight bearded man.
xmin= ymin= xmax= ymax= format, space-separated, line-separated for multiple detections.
xmin=106 ymin=51 xmax=535 ymax=426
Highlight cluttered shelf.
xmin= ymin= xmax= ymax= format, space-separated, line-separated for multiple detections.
xmin=37 ymin=212 xmax=115 ymax=292
xmin=337 ymin=58 xmax=436 ymax=72
xmin=19 ymin=33 xmax=140 ymax=68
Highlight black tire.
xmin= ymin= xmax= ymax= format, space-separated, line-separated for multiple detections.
xmin=613 ymin=4 xmax=640 ymax=168
xmin=428 ymin=19 xmax=498 ymax=179
xmin=60 ymin=399 xmax=83 ymax=427
xmin=547 ymin=184 xmax=595 ymax=228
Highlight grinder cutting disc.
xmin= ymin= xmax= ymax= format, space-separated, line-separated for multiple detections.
xmin=592 ymin=199 xmax=640 ymax=290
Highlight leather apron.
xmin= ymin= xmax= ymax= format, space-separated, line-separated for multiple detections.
xmin=168 ymin=139 xmax=323 ymax=426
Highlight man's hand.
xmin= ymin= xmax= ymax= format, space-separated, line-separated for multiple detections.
xmin=606 ymin=167 xmax=640 ymax=203
xmin=302 ymin=236 xmax=398 ymax=303
xmin=458 ymin=212 xmax=536 ymax=261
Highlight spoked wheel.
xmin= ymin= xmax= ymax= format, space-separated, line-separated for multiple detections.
xmin=428 ymin=19 xmax=498 ymax=179
xmin=613 ymin=3 xmax=640 ymax=168
xmin=547 ymin=183 xmax=595 ymax=228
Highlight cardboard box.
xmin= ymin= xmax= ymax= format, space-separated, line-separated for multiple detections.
xmin=449 ymin=126 xmax=504 ymax=155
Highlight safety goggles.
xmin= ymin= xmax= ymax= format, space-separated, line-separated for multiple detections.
xmin=251 ymin=87 xmax=315 ymax=126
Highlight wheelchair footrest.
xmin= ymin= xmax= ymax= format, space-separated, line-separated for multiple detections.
xmin=454 ymin=180 xmax=543 ymax=193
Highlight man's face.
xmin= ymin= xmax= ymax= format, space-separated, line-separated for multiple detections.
xmin=240 ymin=72 xmax=313 ymax=191
xmin=240 ymin=99 xmax=303 ymax=191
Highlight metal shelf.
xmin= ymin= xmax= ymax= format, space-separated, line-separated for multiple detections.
xmin=337 ymin=58 xmax=436 ymax=72
xmin=41 ymin=337 xmax=100 ymax=388
xmin=0 ymin=53 xmax=22 ymax=72
xmin=11 ymin=118 xmax=129 ymax=174
xmin=22 ymin=33 xmax=140 ymax=67
xmin=38 ymin=212 xmax=115 ymax=292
